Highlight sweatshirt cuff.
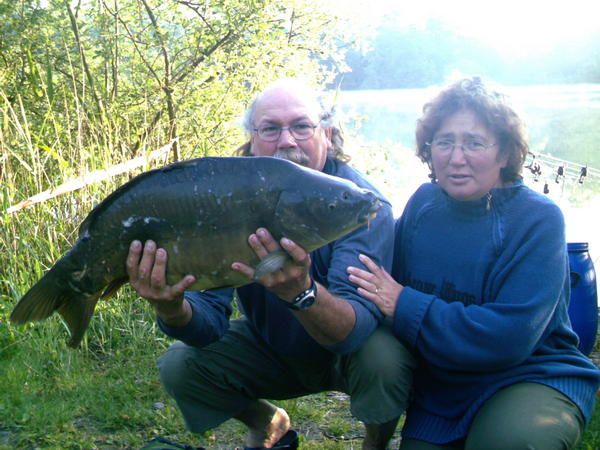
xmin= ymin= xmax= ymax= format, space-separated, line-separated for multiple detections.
xmin=392 ymin=286 xmax=434 ymax=347
xmin=157 ymin=301 xmax=204 ymax=341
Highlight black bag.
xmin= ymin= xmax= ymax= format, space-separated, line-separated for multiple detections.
xmin=140 ymin=436 xmax=205 ymax=450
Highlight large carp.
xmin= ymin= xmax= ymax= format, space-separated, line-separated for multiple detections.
xmin=10 ymin=156 xmax=381 ymax=347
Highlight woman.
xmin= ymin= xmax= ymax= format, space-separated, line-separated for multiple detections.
xmin=347 ymin=77 xmax=600 ymax=449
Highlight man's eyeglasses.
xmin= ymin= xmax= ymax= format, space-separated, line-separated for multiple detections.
xmin=426 ymin=138 xmax=497 ymax=155
xmin=253 ymin=123 xmax=319 ymax=142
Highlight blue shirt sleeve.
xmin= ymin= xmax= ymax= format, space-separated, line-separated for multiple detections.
xmin=157 ymin=288 xmax=234 ymax=348
xmin=323 ymin=199 xmax=395 ymax=354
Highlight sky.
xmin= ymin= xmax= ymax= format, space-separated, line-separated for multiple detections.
xmin=334 ymin=0 xmax=599 ymax=57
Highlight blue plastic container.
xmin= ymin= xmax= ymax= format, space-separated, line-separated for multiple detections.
xmin=567 ymin=242 xmax=598 ymax=355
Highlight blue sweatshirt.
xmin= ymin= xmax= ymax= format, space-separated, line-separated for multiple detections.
xmin=158 ymin=158 xmax=395 ymax=356
xmin=392 ymin=181 xmax=600 ymax=444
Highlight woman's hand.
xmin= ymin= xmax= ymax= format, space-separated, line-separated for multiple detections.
xmin=347 ymin=254 xmax=403 ymax=317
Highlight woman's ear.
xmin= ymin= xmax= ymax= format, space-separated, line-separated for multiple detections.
xmin=498 ymin=150 xmax=509 ymax=168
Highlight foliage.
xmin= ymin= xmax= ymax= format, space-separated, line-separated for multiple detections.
xmin=0 ymin=0 xmax=347 ymax=184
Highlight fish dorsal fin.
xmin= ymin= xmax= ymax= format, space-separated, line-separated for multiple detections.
xmin=254 ymin=250 xmax=291 ymax=279
xmin=77 ymin=157 xmax=211 ymax=237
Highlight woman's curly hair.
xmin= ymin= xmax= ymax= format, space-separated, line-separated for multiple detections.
xmin=416 ymin=77 xmax=529 ymax=182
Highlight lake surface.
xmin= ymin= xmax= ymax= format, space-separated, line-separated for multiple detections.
xmin=336 ymin=84 xmax=600 ymax=146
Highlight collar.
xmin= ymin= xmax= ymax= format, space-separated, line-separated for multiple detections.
xmin=439 ymin=178 xmax=524 ymax=213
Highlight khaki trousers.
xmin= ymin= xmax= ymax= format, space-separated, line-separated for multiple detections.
xmin=157 ymin=318 xmax=416 ymax=433
xmin=400 ymin=382 xmax=585 ymax=450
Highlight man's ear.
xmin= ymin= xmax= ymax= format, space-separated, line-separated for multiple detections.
xmin=323 ymin=127 xmax=333 ymax=147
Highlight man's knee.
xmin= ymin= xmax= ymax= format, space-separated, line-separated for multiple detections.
xmin=352 ymin=326 xmax=416 ymax=384
xmin=345 ymin=326 xmax=416 ymax=422
xmin=157 ymin=342 xmax=199 ymax=396
xmin=157 ymin=342 xmax=241 ymax=433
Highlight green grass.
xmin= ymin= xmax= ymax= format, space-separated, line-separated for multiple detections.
xmin=0 ymin=288 xmax=599 ymax=449
xmin=0 ymin=301 xmax=392 ymax=450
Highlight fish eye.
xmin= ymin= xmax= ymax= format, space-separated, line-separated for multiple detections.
xmin=328 ymin=203 xmax=336 ymax=210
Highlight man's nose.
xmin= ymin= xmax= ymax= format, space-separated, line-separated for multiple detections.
xmin=277 ymin=127 xmax=297 ymax=147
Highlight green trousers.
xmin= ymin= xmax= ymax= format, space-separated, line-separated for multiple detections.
xmin=400 ymin=382 xmax=585 ymax=450
xmin=157 ymin=318 xmax=416 ymax=433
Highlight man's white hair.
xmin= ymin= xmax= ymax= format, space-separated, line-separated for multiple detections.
xmin=241 ymin=78 xmax=334 ymax=133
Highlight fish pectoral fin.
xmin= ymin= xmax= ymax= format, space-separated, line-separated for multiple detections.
xmin=57 ymin=291 xmax=102 ymax=348
xmin=101 ymin=277 xmax=128 ymax=299
xmin=254 ymin=250 xmax=291 ymax=279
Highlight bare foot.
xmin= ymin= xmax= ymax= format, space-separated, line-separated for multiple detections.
xmin=235 ymin=400 xmax=291 ymax=448
xmin=246 ymin=406 xmax=290 ymax=448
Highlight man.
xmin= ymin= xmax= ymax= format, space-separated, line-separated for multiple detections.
xmin=128 ymin=79 xmax=415 ymax=449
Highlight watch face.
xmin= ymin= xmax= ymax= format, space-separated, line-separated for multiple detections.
xmin=288 ymin=280 xmax=318 ymax=310
xmin=289 ymin=291 xmax=316 ymax=310
xmin=298 ymin=295 xmax=315 ymax=309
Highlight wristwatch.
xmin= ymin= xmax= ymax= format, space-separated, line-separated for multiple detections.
xmin=285 ymin=279 xmax=318 ymax=311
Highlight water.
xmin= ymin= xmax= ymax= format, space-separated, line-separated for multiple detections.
xmin=335 ymin=84 xmax=600 ymax=146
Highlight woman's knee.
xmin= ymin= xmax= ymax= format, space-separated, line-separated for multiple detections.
xmin=466 ymin=383 xmax=584 ymax=450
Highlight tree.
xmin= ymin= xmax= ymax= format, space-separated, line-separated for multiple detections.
xmin=0 ymin=0 xmax=349 ymax=192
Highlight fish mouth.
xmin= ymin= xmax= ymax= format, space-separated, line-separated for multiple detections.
xmin=361 ymin=197 xmax=382 ymax=224
xmin=369 ymin=198 xmax=381 ymax=216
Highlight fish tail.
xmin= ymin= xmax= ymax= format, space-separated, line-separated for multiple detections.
xmin=10 ymin=267 xmax=102 ymax=348
xmin=61 ymin=291 xmax=101 ymax=348
xmin=10 ymin=270 xmax=64 ymax=324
